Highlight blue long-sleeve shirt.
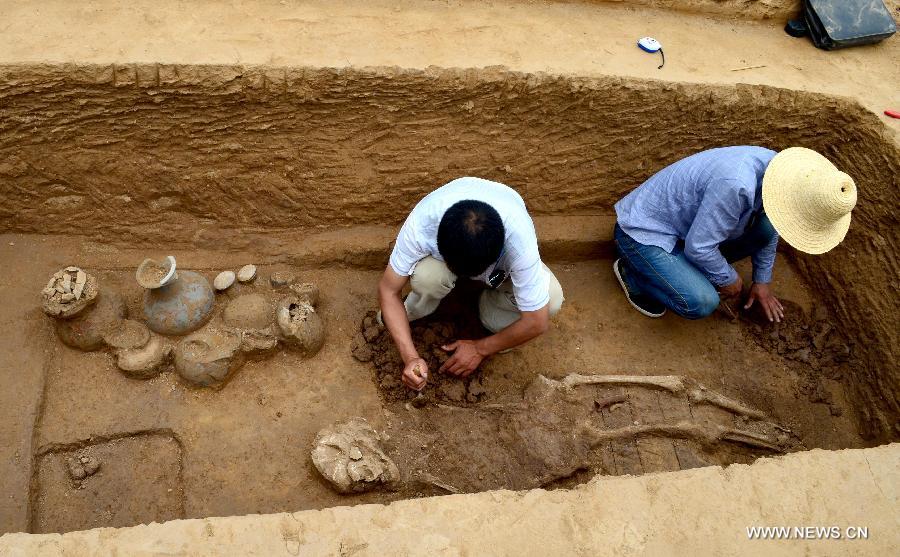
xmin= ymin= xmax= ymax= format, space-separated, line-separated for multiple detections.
xmin=614 ymin=146 xmax=779 ymax=286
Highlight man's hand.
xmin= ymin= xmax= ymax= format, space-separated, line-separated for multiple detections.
xmin=744 ymin=282 xmax=784 ymax=323
xmin=401 ymin=357 xmax=429 ymax=391
xmin=439 ymin=340 xmax=487 ymax=377
xmin=718 ymin=275 xmax=743 ymax=299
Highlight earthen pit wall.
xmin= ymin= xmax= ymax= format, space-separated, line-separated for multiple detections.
xmin=587 ymin=0 xmax=802 ymax=20
xmin=563 ymin=0 xmax=899 ymax=20
xmin=0 ymin=64 xmax=897 ymax=440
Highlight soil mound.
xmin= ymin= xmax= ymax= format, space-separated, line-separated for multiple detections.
xmin=737 ymin=299 xmax=851 ymax=415
xmin=352 ymin=286 xmax=491 ymax=406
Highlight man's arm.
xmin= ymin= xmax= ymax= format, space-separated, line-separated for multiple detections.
xmin=750 ymin=231 xmax=778 ymax=284
xmin=377 ymin=266 xmax=428 ymax=391
xmin=440 ymin=305 xmax=550 ymax=377
xmin=684 ymin=179 xmax=749 ymax=295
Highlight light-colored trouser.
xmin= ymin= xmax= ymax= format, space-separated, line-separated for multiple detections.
xmin=404 ymin=256 xmax=564 ymax=333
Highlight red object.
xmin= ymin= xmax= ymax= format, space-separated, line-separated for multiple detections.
xmin=885 ymin=110 xmax=900 ymax=119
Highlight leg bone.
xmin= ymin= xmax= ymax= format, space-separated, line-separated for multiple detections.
xmin=562 ymin=374 xmax=686 ymax=393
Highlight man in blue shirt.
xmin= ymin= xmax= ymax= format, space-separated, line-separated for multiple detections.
xmin=613 ymin=146 xmax=857 ymax=322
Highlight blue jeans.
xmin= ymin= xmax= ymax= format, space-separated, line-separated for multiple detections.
xmin=614 ymin=214 xmax=776 ymax=320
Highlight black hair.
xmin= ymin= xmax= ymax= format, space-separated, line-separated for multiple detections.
xmin=437 ymin=200 xmax=505 ymax=277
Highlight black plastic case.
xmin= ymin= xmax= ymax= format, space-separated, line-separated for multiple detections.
xmin=804 ymin=0 xmax=896 ymax=50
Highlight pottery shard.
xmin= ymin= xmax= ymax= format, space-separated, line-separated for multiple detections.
xmin=115 ymin=334 xmax=172 ymax=379
xmin=73 ymin=270 xmax=87 ymax=299
xmin=41 ymin=268 xmax=100 ymax=319
xmin=239 ymin=325 xmax=280 ymax=360
xmin=237 ymin=264 xmax=257 ymax=283
xmin=311 ymin=417 xmax=399 ymax=494
xmin=276 ymin=296 xmax=325 ymax=357
xmin=174 ymin=328 xmax=244 ymax=388
xmin=269 ymin=271 xmax=298 ymax=288
xmin=289 ymin=283 xmax=319 ymax=306
xmin=213 ymin=271 xmax=236 ymax=291
xmin=54 ymin=290 xmax=127 ymax=351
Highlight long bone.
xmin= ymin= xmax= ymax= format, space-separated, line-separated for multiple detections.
xmin=560 ymin=374 xmax=769 ymax=421
xmin=562 ymin=374 xmax=686 ymax=392
xmin=579 ymin=420 xmax=784 ymax=452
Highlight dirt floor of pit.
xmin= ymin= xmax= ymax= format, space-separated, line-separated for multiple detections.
xmin=0 ymin=233 xmax=866 ymax=533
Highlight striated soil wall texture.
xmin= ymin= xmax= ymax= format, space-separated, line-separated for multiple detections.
xmin=0 ymin=64 xmax=897 ymax=439
xmin=585 ymin=0 xmax=899 ymax=20
xmin=589 ymin=0 xmax=800 ymax=19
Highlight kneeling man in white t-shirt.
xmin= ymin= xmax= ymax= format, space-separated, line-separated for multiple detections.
xmin=378 ymin=177 xmax=565 ymax=391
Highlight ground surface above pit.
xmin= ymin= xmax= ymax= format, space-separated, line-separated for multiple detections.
xmin=0 ymin=0 xmax=898 ymax=125
xmin=2 ymin=444 xmax=896 ymax=556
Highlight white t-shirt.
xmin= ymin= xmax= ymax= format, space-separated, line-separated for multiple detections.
xmin=389 ymin=177 xmax=550 ymax=312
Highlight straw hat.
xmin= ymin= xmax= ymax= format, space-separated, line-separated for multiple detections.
xmin=762 ymin=147 xmax=857 ymax=255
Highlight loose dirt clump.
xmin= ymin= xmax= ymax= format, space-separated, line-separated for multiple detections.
xmin=737 ymin=300 xmax=852 ymax=416
xmin=353 ymin=303 xmax=490 ymax=406
xmin=66 ymin=454 xmax=101 ymax=486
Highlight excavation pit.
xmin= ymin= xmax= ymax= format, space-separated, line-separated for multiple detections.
xmin=1 ymin=64 xmax=897 ymax=534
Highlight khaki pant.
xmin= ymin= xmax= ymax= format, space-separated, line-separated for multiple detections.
xmin=405 ymin=256 xmax=564 ymax=333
